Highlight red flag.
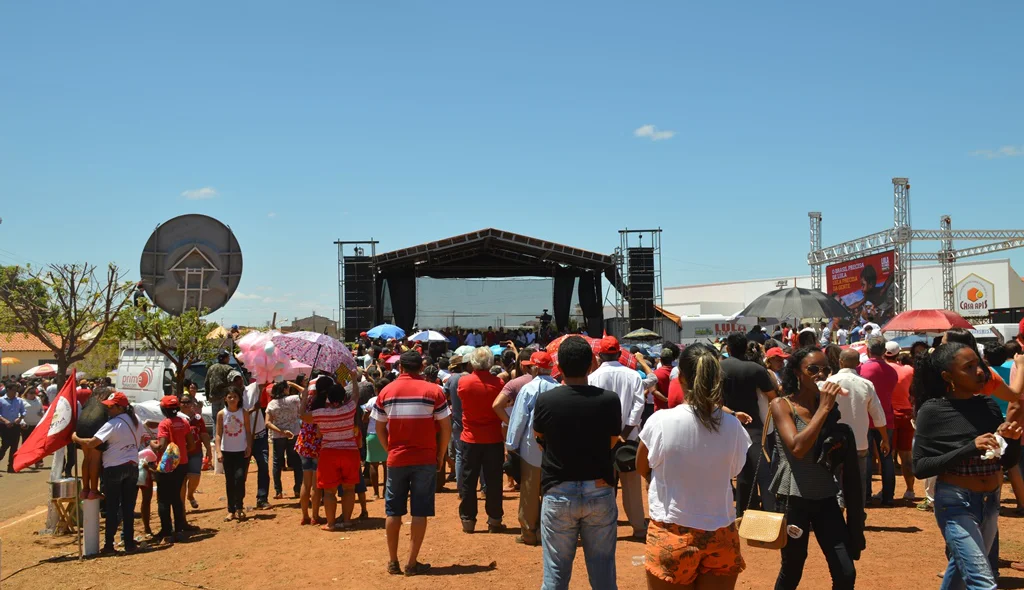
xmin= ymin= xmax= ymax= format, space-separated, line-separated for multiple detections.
xmin=13 ymin=369 xmax=78 ymax=472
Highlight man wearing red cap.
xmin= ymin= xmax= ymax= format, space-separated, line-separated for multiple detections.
xmin=504 ymin=351 xmax=558 ymax=546
xmin=588 ymin=335 xmax=647 ymax=539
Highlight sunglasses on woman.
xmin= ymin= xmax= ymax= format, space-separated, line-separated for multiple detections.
xmin=803 ymin=365 xmax=830 ymax=376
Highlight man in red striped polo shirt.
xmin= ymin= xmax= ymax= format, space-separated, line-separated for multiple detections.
xmin=372 ymin=351 xmax=452 ymax=577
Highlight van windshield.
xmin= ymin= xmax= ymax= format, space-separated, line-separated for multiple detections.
xmin=185 ymin=364 xmax=209 ymax=392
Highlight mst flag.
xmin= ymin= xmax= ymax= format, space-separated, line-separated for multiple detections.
xmin=13 ymin=369 xmax=78 ymax=472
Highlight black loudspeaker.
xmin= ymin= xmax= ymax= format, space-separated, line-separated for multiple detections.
xmin=343 ymin=256 xmax=374 ymax=341
xmin=627 ymin=247 xmax=655 ymax=331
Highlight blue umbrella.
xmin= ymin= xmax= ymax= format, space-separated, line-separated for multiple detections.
xmin=489 ymin=344 xmax=506 ymax=356
xmin=367 ymin=323 xmax=406 ymax=340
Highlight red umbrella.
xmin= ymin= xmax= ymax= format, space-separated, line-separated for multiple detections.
xmin=881 ymin=309 xmax=973 ymax=333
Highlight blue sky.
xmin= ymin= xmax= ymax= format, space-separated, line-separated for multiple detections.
xmin=1 ymin=2 xmax=1022 ymax=327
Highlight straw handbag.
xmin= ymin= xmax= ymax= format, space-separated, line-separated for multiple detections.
xmin=736 ymin=400 xmax=790 ymax=550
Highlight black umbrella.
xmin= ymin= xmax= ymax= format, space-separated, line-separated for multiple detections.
xmin=738 ymin=287 xmax=852 ymax=320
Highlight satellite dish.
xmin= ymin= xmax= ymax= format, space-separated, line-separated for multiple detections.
xmin=139 ymin=214 xmax=243 ymax=316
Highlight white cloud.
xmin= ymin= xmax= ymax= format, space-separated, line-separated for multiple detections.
xmin=267 ymin=212 xmax=277 ymax=218
xmin=232 ymin=291 xmax=262 ymax=300
xmin=254 ymin=286 xmax=273 ymax=292
xmin=181 ymin=187 xmax=219 ymax=200
xmin=633 ymin=124 xmax=676 ymax=141
xmin=971 ymin=145 xmax=1024 ymax=159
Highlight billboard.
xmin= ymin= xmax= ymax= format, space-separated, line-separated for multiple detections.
xmin=826 ymin=250 xmax=896 ymax=326
xmin=955 ymin=273 xmax=995 ymax=318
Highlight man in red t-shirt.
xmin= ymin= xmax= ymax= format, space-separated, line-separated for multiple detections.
xmin=371 ymin=351 xmax=451 ymax=576
xmin=653 ymin=350 xmax=674 ymax=412
xmin=883 ymin=342 xmax=916 ymax=501
xmin=456 ymin=347 xmax=506 ymax=534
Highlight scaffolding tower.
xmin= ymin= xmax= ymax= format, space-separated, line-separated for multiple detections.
xmin=615 ymin=228 xmax=663 ymax=331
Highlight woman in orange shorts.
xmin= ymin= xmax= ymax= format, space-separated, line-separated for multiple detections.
xmin=638 ymin=343 xmax=750 ymax=589
xmin=301 ymin=381 xmax=362 ymax=531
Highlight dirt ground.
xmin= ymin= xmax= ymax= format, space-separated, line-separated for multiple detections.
xmin=3 ymin=466 xmax=1024 ymax=590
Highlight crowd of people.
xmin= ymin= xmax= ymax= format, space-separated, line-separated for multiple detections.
xmin=3 ymin=316 xmax=1024 ymax=589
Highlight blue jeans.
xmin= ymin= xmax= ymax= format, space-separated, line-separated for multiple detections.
xmin=252 ymin=433 xmax=270 ymax=503
xmin=868 ymin=428 xmax=895 ymax=503
xmin=452 ymin=429 xmax=464 ymax=496
xmin=540 ymin=481 xmax=618 ymax=590
xmin=934 ymin=481 xmax=1000 ymax=590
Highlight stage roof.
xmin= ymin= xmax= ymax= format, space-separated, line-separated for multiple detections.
xmin=373 ymin=228 xmax=619 ymax=280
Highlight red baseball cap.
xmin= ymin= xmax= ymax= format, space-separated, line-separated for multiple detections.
xmin=360 ymin=331 xmax=368 ymax=338
xmin=765 ymin=348 xmax=790 ymax=360
xmin=1017 ymin=318 xmax=1024 ymax=343
xmin=523 ymin=351 xmax=554 ymax=369
xmin=102 ymin=392 xmax=130 ymax=408
xmin=598 ymin=336 xmax=620 ymax=355
xmin=159 ymin=395 xmax=180 ymax=409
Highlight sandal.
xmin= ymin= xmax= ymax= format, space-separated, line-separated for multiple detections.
xmin=224 ymin=513 xmax=236 ymax=522
xmin=236 ymin=511 xmax=248 ymax=522
xmin=320 ymin=523 xmax=336 ymax=532
xmin=387 ymin=561 xmax=403 ymax=575
xmin=404 ymin=561 xmax=431 ymax=577
xmin=273 ymin=493 xmax=284 ymax=500
xmin=300 ymin=517 xmax=312 ymax=526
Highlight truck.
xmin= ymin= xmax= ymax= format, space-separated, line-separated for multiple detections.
xmin=678 ymin=315 xmax=763 ymax=346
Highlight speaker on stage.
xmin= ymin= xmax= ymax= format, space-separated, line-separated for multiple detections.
xmin=343 ymin=256 xmax=374 ymax=341
xmin=627 ymin=247 xmax=655 ymax=331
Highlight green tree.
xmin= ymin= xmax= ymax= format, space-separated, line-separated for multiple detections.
xmin=78 ymin=330 xmax=121 ymax=381
xmin=0 ymin=263 xmax=134 ymax=386
xmin=118 ymin=306 xmax=219 ymax=396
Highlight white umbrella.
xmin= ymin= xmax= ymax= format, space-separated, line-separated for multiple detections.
xmin=408 ymin=330 xmax=448 ymax=342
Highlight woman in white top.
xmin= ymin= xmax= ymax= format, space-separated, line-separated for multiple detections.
xmin=72 ymin=392 xmax=143 ymax=554
xmin=215 ymin=387 xmax=252 ymax=522
xmin=637 ymin=343 xmax=752 ymax=590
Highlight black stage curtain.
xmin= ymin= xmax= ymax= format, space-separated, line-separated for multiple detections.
xmin=552 ymin=267 xmax=575 ymax=332
xmin=578 ymin=271 xmax=604 ymax=337
xmin=374 ymin=277 xmax=386 ymax=326
xmin=386 ymin=271 xmax=417 ymax=332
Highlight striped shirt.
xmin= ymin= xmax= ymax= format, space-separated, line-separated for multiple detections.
xmin=371 ymin=374 xmax=452 ymax=468
xmin=310 ymin=400 xmax=358 ymax=450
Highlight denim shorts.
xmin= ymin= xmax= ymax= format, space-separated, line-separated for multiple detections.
xmin=385 ymin=464 xmax=436 ymax=518
xmin=187 ymin=452 xmax=203 ymax=475
xmin=301 ymin=456 xmax=318 ymax=471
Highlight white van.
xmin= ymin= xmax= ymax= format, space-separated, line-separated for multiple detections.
xmin=116 ymin=342 xmax=240 ymax=431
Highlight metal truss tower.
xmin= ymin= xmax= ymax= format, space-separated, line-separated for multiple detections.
xmin=808 ymin=177 xmax=1024 ymax=314
xmin=891 ymin=178 xmax=912 ymax=314
xmin=809 ymin=212 xmax=823 ymax=291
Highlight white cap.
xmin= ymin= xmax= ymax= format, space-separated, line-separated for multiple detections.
xmin=884 ymin=341 xmax=901 ymax=356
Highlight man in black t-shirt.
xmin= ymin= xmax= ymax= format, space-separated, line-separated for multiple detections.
xmin=722 ymin=334 xmax=777 ymax=516
xmin=533 ymin=336 xmax=620 ymax=590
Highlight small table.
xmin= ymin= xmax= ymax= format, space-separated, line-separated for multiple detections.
xmin=51 ymin=498 xmax=78 ymax=535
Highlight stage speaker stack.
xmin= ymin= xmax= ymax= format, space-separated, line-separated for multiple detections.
xmin=627 ymin=247 xmax=655 ymax=331
xmin=343 ymin=256 xmax=375 ymax=341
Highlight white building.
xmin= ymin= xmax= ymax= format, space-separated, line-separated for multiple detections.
xmin=663 ymin=258 xmax=1024 ymax=319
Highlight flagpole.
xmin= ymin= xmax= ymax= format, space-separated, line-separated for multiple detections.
xmin=74 ymin=444 xmax=82 ymax=560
